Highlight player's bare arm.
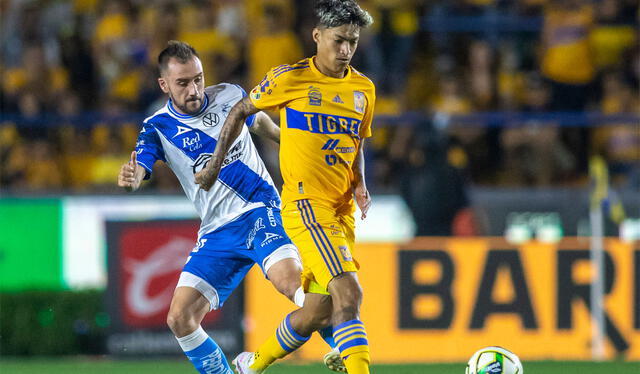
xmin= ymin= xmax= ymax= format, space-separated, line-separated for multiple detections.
xmin=249 ymin=111 xmax=280 ymax=144
xmin=352 ymin=139 xmax=371 ymax=220
xmin=195 ymin=96 xmax=259 ymax=191
xmin=117 ymin=151 xmax=146 ymax=192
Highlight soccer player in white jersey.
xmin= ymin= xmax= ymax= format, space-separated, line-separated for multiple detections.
xmin=117 ymin=41 xmax=330 ymax=374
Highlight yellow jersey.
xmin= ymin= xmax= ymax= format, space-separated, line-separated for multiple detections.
xmin=249 ymin=57 xmax=376 ymax=209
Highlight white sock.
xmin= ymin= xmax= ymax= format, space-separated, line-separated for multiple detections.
xmin=294 ymin=286 xmax=305 ymax=307
xmin=176 ymin=326 xmax=209 ymax=352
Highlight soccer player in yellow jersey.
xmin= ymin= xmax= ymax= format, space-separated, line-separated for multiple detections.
xmin=196 ymin=1 xmax=375 ymax=373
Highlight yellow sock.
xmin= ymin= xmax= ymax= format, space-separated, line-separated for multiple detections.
xmin=250 ymin=333 xmax=287 ymax=370
xmin=334 ymin=319 xmax=371 ymax=374
xmin=343 ymin=351 xmax=371 ymax=374
xmin=250 ymin=313 xmax=310 ymax=370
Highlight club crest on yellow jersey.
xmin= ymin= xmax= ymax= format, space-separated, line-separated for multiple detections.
xmin=308 ymin=86 xmax=322 ymax=106
xmin=353 ymin=91 xmax=365 ymax=113
xmin=250 ymin=86 xmax=261 ymax=100
xmin=339 ymin=245 xmax=352 ymax=261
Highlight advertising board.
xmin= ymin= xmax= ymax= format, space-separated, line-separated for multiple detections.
xmin=244 ymin=238 xmax=640 ymax=362
xmin=105 ymin=220 xmax=244 ymax=356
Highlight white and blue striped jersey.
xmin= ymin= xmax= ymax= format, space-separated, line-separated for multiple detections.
xmin=135 ymin=83 xmax=281 ymax=237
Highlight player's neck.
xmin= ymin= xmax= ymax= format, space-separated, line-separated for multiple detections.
xmin=313 ymin=57 xmax=348 ymax=79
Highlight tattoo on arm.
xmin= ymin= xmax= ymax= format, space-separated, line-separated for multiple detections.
xmin=210 ymin=97 xmax=259 ymax=170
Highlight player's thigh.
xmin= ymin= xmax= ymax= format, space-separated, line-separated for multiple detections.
xmin=181 ymin=253 xmax=253 ymax=311
xmin=169 ymin=285 xmax=210 ymax=322
xmin=283 ymin=200 xmax=357 ymax=292
xmin=327 ymin=271 xmax=363 ymax=307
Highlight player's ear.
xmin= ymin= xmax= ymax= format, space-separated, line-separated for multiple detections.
xmin=312 ymin=27 xmax=321 ymax=44
xmin=158 ymin=77 xmax=169 ymax=93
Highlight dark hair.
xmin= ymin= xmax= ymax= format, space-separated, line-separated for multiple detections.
xmin=158 ymin=41 xmax=199 ymax=73
xmin=315 ymin=0 xmax=373 ymax=29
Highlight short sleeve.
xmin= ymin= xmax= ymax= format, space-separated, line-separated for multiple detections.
xmin=249 ymin=65 xmax=292 ymax=111
xmin=135 ymin=122 xmax=166 ymax=179
xmin=359 ymin=85 xmax=376 ymax=139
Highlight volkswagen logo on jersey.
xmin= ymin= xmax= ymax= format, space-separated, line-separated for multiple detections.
xmin=203 ymin=113 xmax=219 ymax=127
xmin=192 ymin=153 xmax=212 ymax=174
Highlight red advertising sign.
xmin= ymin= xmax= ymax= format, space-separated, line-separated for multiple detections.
xmin=119 ymin=222 xmax=191 ymax=327
xmin=106 ymin=220 xmax=244 ymax=355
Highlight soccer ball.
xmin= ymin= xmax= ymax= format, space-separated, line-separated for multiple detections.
xmin=465 ymin=346 xmax=523 ymax=374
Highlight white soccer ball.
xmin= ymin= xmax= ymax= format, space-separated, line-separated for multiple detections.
xmin=465 ymin=346 xmax=523 ymax=374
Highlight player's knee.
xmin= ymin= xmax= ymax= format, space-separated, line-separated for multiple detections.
xmin=267 ymin=259 xmax=302 ymax=301
xmin=293 ymin=305 xmax=332 ymax=335
xmin=311 ymin=308 xmax=333 ymax=329
xmin=166 ymin=308 xmax=198 ymax=337
xmin=270 ymin=273 xmax=301 ymax=301
xmin=332 ymin=304 xmax=360 ymax=324
xmin=271 ymin=277 xmax=299 ymax=301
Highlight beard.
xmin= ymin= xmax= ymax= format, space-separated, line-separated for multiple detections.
xmin=171 ymin=94 xmax=203 ymax=115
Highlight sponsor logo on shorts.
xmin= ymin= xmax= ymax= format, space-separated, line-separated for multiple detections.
xmin=261 ymin=232 xmax=284 ymax=247
xmin=266 ymin=207 xmax=278 ymax=227
xmin=246 ymin=218 xmax=266 ymax=247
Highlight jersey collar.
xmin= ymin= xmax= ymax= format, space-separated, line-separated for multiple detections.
xmin=309 ymin=56 xmax=352 ymax=81
xmin=167 ymin=94 xmax=210 ymax=119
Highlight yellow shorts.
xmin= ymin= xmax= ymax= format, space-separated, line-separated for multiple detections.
xmin=282 ymin=199 xmax=358 ymax=294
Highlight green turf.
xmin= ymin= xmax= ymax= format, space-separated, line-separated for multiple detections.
xmin=0 ymin=358 xmax=638 ymax=373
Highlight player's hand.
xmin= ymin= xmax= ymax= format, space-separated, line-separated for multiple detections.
xmin=118 ymin=151 xmax=141 ymax=191
xmin=195 ymin=165 xmax=219 ymax=191
xmin=354 ymin=182 xmax=371 ymax=220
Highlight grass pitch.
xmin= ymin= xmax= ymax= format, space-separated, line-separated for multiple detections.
xmin=0 ymin=358 xmax=638 ymax=373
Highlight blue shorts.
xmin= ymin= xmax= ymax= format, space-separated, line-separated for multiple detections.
xmin=178 ymin=206 xmax=299 ymax=310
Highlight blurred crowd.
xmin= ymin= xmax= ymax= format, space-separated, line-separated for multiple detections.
xmin=1 ymin=0 xmax=639 ymax=200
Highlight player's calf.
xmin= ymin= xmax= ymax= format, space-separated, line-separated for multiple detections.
xmin=169 ymin=286 xmax=233 ymax=374
xmin=328 ymin=272 xmax=370 ymax=374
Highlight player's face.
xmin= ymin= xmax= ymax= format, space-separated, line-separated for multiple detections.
xmin=158 ymin=56 xmax=205 ymax=115
xmin=313 ymin=24 xmax=360 ymax=77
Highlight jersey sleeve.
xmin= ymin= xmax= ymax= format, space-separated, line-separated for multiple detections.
xmin=135 ymin=122 xmax=166 ymax=179
xmin=359 ymin=85 xmax=376 ymax=139
xmin=249 ymin=65 xmax=291 ymax=111
xmin=231 ymin=84 xmax=256 ymax=127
